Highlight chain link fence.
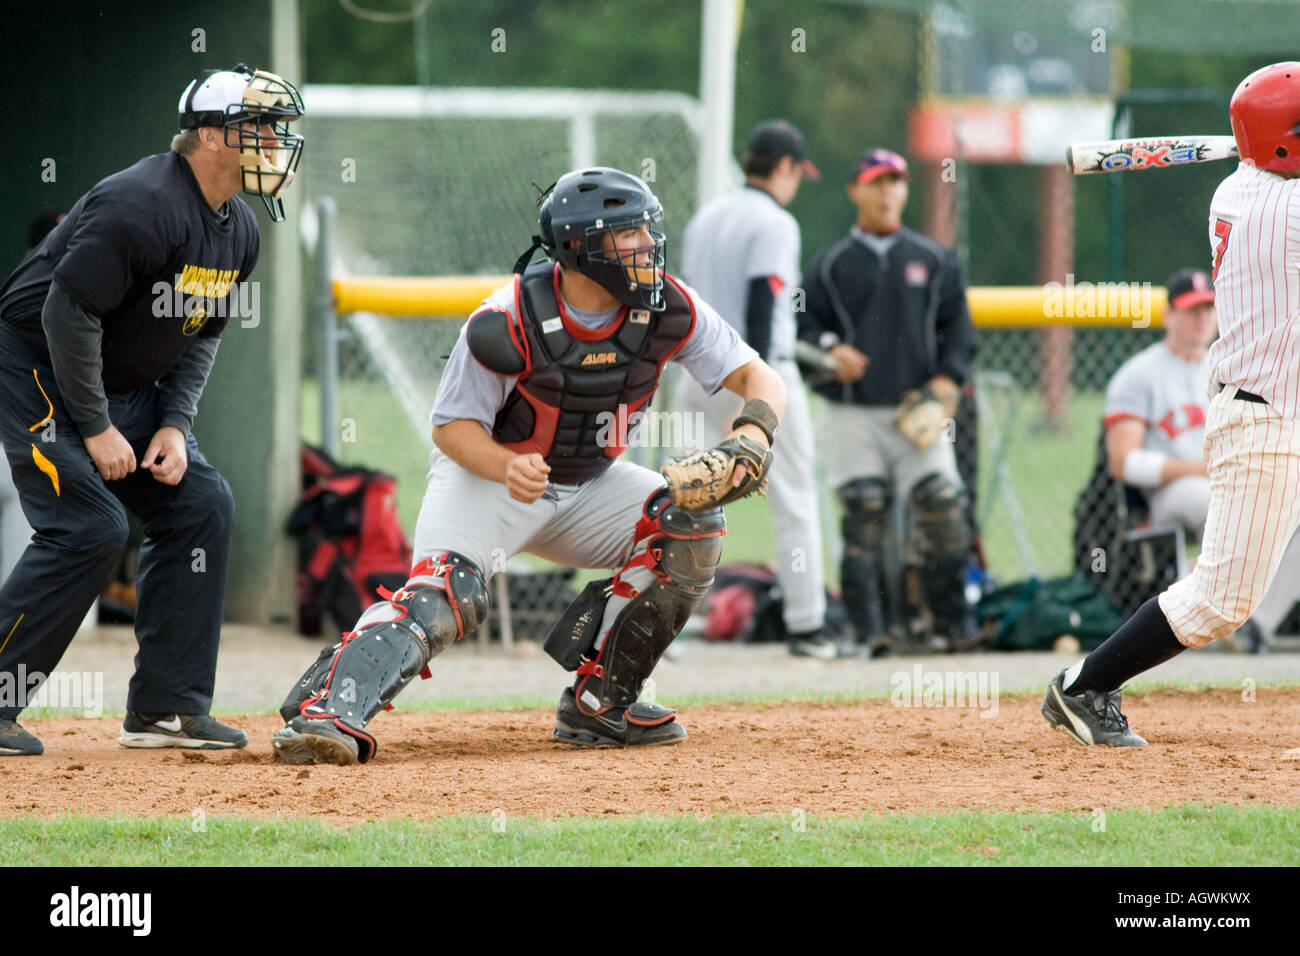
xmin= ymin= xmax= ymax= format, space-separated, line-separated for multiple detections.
xmin=304 ymin=304 xmax=1172 ymax=590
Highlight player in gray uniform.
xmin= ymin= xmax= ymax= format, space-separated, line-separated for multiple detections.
xmin=271 ymin=167 xmax=786 ymax=765
xmin=677 ymin=120 xmax=839 ymax=659
xmin=1104 ymin=268 xmax=1300 ymax=648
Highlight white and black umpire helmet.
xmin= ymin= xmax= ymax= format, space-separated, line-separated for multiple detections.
xmin=178 ymin=63 xmax=305 ymax=221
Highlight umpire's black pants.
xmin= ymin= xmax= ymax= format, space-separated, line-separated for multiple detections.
xmin=0 ymin=323 xmax=233 ymax=719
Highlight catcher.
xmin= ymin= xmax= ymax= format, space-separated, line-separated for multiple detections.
xmin=271 ymin=166 xmax=785 ymax=765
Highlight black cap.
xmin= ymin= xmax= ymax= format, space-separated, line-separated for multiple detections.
xmin=743 ymin=120 xmax=820 ymax=179
xmin=1166 ymin=268 xmax=1215 ymax=310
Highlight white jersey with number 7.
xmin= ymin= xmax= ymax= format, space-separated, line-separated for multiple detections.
xmin=1205 ymin=162 xmax=1300 ymax=417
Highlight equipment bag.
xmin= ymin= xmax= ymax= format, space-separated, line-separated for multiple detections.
xmin=977 ymin=572 xmax=1122 ymax=652
xmin=288 ymin=445 xmax=413 ymax=637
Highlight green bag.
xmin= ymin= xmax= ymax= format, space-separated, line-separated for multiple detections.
xmin=977 ymin=573 xmax=1122 ymax=652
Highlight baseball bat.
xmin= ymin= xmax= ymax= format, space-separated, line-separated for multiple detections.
xmin=1066 ymin=135 xmax=1238 ymax=175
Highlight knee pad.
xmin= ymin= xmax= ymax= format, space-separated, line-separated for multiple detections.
xmin=281 ymin=551 xmax=489 ymax=762
xmin=838 ymin=477 xmax=890 ymax=551
xmin=909 ymin=474 xmax=972 ymax=633
xmin=909 ymin=472 xmax=969 ymax=561
xmin=547 ymin=487 xmax=725 ymax=714
xmin=838 ymin=478 xmax=891 ymax=639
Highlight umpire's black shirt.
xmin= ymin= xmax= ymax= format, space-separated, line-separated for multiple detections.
xmin=0 ymin=151 xmax=259 ymax=434
xmin=799 ymin=225 xmax=975 ymax=407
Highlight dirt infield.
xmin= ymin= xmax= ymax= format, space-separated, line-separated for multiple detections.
xmin=3 ymin=687 xmax=1299 ymax=823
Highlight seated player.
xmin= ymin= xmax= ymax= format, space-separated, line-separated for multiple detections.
xmin=271 ymin=167 xmax=786 ymax=765
xmin=1104 ymin=268 xmax=1300 ymax=647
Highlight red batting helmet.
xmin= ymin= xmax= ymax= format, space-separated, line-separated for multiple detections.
xmin=1230 ymin=62 xmax=1300 ymax=172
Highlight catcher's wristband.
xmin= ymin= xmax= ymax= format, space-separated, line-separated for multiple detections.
xmin=731 ymin=398 xmax=779 ymax=447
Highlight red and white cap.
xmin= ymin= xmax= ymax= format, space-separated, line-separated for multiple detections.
xmin=1166 ymin=268 xmax=1215 ymax=310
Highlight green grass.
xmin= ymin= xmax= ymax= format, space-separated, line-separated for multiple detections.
xmin=8 ymin=806 xmax=1298 ymax=866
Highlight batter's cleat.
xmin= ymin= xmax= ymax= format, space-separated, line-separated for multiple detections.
xmin=1041 ymin=669 xmax=1147 ymax=747
xmin=0 ymin=717 xmax=43 ymax=756
xmin=553 ymin=687 xmax=687 ymax=748
xmin=118 ymin=711 xmax=248 ymax=750
xmin=271 ymin=716 xmax=360 ymax=766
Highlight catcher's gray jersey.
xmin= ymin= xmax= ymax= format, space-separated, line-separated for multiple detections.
xmin=432 ymin=275 xmax=757 ymax=433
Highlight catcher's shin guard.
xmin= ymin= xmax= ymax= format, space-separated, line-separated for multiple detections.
xmin=550 ymin=488 xmax=725 ymax=714
xmin=839 ymin=477 xmax=890 ymax=640
xmin=281 ymin=551 xmax=488 ymax=762
xmin=909 ymin=472 xmax=971 ymax=638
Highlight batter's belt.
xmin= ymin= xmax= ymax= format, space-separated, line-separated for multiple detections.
xmin=1218 ymin=384 xmax=1268 ymax=404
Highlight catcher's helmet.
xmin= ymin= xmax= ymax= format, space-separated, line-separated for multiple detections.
xmin=535 ymin=167 xmax=666 ymax=311
xmin=1229 ymin=62 xmax=1300 ymax=173
xmin=178 ymin=63 xmax=305 ymax=221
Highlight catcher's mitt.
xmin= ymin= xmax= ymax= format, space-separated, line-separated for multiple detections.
xmin=660 ymin=435 xmax=774 ymax=511
xmin=896 ymin=387 xmax=947 ymax=449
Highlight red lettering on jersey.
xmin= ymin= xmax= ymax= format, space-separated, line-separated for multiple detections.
xmin=1212 ymin=218 xmax=1232 ymax=280
xmin=1184 ymin=403 xmax=1206 ymax=428
xmin=1158 ymin=410 xmax=1180 ymax=440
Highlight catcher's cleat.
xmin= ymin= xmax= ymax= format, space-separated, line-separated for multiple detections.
xmin=0 ymin=717 xmax=43 ymax=756
xmin=119 ymin=711 xmax=247 ymax=750
xmin=1041 ymin=669 xmax=1147 ymax=747
xmin=271 ymin=716 xmax=360 ymax=766
xmin=553 ymin=687 xmax=686 ymax=748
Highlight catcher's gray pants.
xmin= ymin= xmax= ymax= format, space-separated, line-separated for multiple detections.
xmin=405 ymin=450 xmax=673 ymax=652
xmin=675 ymin=358 xmax=827 ymax=633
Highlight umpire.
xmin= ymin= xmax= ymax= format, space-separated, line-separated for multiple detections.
xmin=0 ymin=64 xmax=303 ymax=755
xmin=799 ymin=149 xmax=976 ymax=652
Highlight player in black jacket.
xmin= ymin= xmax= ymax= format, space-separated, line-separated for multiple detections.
xmin=799 ymin=149 xmax=976 ymax=652
xmin=0 ymin=65 xmax=303 ymax=755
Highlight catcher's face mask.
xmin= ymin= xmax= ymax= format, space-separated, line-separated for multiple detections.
xmin=583 ymin=210 xmax=667 ymax=312
xmin=178 ymin=64 xmax=305 ymax=222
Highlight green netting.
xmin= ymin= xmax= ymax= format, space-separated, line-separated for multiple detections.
xmin=837 ymin=0 xmax=1300 ymax=56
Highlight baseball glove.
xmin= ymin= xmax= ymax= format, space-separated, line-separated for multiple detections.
xmin=896 ymin=387 xmax=947 ymax=449
xmin=660 ymin=435 xmax=774 ymax=511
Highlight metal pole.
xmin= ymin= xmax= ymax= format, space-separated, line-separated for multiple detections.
xmin=698 ymin=0 xmax=739 ymax=205
xmin=315 ymin=196 xmax=339 ymax=459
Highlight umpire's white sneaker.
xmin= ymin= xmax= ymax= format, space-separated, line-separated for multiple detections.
xmin=118 ymin=711 xmax=247 ymax=749
xmin=1041 ymin=669 xmax=1147 ymax=747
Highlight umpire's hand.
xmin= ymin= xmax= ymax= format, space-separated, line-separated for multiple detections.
xmin=84 ymin=425 xmax=137 ymax=482
xmin=140 ymin=426 xmax=189 ymax=486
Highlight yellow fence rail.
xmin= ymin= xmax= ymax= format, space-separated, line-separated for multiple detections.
xmin=333 ymin=276 xmax=1172 ymax=329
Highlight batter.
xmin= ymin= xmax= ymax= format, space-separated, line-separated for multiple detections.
xmin=1043 ymin=62 xmax=1300 ymax=746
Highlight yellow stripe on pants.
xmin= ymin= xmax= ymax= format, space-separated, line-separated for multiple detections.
xmin=30 ymin=443 xmax=60 ymax=496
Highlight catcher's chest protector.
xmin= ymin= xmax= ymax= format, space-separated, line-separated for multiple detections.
xmin=491 ymin=262 xmax=695 ymax=484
